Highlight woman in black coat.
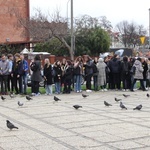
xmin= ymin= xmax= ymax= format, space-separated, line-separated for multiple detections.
xmin=63 ymin=60 xmax=73 ymax=94
xmin=30 ymin=55 xmax=42 ymax=96
xmin=43 ymin=58 xmax=53 ymax=95
xmin=53 ymin=60 xmax=62 ymax=94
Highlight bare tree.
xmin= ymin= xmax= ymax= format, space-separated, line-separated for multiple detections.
xmin=115 ymin=21 xmax=147 ymax=47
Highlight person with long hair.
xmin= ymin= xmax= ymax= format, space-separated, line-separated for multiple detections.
xmin=43 ymin=58 xmax=53 ymax=95
xmin=30 ymin=54 xmax=42 ymax=96
xmin=74 ymin=56 xmax=84 ymax=93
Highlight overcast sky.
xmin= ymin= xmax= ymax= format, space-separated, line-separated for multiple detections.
xmin=30 ymin=0 xmax=150 ymax=30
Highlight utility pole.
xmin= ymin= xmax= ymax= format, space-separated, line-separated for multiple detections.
xmin=70 ymin=0 xmax=74 ymax=60
xmin=149 ymin=8 xmax=150 ymax=49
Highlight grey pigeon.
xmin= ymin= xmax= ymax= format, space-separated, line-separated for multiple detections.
xmin=6 ymin=120 xmax=18 ymax=130
xmin=26 ymin=95 xmax=32 ymax=101
xmin=104 ymin=101 xmax=112 ymax=106
xmin=73 ymin=105 xmax=82 ymax=109
xmin=123 ymin=94 xmax=130 ymax=98
xmin=115 ymin=97 xmax=122 ymax=102
xmin=147 ymin=93 xmax=150 ymax=97
xmin=120 ymin=102 xmax=127 ymax=110
xmin=82 ymin=93 xmax=89 ymax=98
xmin=18 ymin=101 xmax=24 ymax=107
xmin=9 ymin=93 xmax=15 ymax=98
xmin=54 ymin=96 xmax=61 ymax=101
xmin=133 ymin=104 xmax=142 ymax=110
xmin=1 ymin=95 xmax=6 ymax=101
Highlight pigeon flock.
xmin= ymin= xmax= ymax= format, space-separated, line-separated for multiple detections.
xmin=1 ymin=91 xmax=148 ymax=130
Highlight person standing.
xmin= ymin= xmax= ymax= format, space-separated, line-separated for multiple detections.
xmin=0 ymin=54 xmax=9 ymax=95
xmin=30 ymin=55 xmax=42 ymax=96
xmin=43 ymin=58 xmax=53 ymax=95
xmin=53 ymin=60 xmax=62 ymax=94
xmin=130 ymin=58 xmax=146 ymax=92
xmin=93 ymin=57 xmax=99 ymax=91
xmin=11 ymin=53 xmax=23 ymax=94
xmin=63 ymin=60 xmax=73 ymax=94
xmin=20 ymin=54 xmax=29 ymax=95
xmin=97 ymin=58 xmax=107 ymax=91
xmin=74 ymin=56 xmax=84 ymax=93
xmin=84 ymin=55 xmax=94 ymax=92
xmin=7 ymin=54 xmax=14 ymax=93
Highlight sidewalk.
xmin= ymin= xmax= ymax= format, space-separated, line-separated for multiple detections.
xmin=0 ymin=90 xmax=150 ymax=150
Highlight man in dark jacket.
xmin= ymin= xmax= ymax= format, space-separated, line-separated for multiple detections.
xmin=11 ymin=53 xmax=24 ymax=94
xmin=84 ymin=55 xmax=94 ymax=91
xmin=108 ymin=54 xmax=121 ymax=90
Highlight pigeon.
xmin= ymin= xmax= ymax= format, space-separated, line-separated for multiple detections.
xmin=115 ymin=97 xmax=122 ymax=102
xmin=73 ymin=105 xmax=82 ymax=109
xmin=6 ymin=120 xmax=18 ymax=130
xmin=1 ymin=95 xmax=6 ymax=101
xmin=26 ymin=95 xmax=32 ymax=101
xmin=54 ymin=96 xmax=61 ymax=101
xmin=123 ymin=94 xmax=130 ymax=98
xmin=9 ymin=93 xmax=15 ymax=98
xmin=82 ymin=93 xmax=89 ymax=98
xmin=104 ymin=101 xmax=112 ymax=106
xmin=133 ymin=104 xmax=142 ymax=110
xmin=147 ymin=93 xmax=150 ymax=97
xmin=120 ymin=102 xmax=127 ymax=110
xmin=18 ymin=101 xmax=24 ymax=107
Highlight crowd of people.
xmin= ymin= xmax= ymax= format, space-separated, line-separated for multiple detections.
xmin=0 ymin=53 xmax=150 ymax=96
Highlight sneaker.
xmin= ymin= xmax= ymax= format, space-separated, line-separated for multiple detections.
xmin=122 ymin=89 xmax=126 ymax=92
xmin=31 ymin=93 xmax=35 ymax=96
xmin=104 ymin=89 xmax=108 ymax=92
xmin=86 ymin=89 xmax=92 ymax=92
xmin=100 ymin=89 xmax=104 ymax=92
xmin=77 ymin=91 xmax=79 ymax=93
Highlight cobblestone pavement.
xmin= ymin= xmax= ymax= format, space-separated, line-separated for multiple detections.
xmin=0 ymin=90 xmax=150 ymax=150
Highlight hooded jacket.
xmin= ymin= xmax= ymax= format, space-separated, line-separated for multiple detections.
xmin=133 ymin=60 xmax=144 ymax=79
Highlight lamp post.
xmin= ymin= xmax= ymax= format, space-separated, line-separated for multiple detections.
xmin=149 ymin=8 xmax=150 ymax=49
xmin=70 ymin=0 xmax=74 ymax=60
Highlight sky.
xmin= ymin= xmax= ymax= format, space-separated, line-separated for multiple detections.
xmin=30 ymin=0 xmax=150 ymax=30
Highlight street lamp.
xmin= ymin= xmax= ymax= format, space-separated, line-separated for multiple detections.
xmin=70 ymin=0 xmax=74 ymax=60
xmin=149 ymin=8 xmax=150 ymax=49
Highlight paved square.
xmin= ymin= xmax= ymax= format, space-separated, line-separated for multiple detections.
xmin=0 ymin=90 xmax=150 ymax=150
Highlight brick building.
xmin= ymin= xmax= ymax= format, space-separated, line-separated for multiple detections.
xmin=0 ymin=0 xmax=29 ymax=45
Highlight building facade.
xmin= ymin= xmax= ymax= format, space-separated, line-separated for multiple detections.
xmin=0 ymin=0 xmax=29 ymax=44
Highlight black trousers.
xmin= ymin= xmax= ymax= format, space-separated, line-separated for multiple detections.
xmin=0 ymin=75 xmax=8 ymax=93
xmin=31 ymin=81 xmax=40 ymax=94
xmin=7 ymin=74 xmax=14 ymax=92
xmin=13 ymin=75 xmax=22 ymax=94
xmin=112 ymin=73 xmax=121 ymax=89
xmin=64 ymin=78 xmax=71 ymax=93
xmin=86 ymin=74 xmax=92 ymax=90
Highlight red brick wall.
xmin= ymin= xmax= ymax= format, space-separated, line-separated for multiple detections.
xmin=0 ymin=0 xmax=29 ymax=44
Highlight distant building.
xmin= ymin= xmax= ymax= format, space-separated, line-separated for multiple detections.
xmin=0 ymin=0 xmax=29 ymax=45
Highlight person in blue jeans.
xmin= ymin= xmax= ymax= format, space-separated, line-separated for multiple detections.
xmin=74 ymin=56 xmax=84 ymax=92
xmin=20 ymin=54 xmax=29 ymax=95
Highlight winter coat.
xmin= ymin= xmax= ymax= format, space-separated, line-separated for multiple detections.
xmin=31 ymin=60 xmax=42 ymax=82
xmin=12 ymin=59 xmax=24 ymax=76
xmin=43 ymin=64 xmax=53 ymax=85
xmin=64 ymin=65 xmax=73 ymax=80
xmin=142 ymin=61 xmax=148 ymax=80
xmin=53 ymin=65 xmax=62 ymax=82
xmin=121 ymin=61 xmax=131 ymax=80
xmin=133 ymin=60 xmax=144 ymax=79
xmin=84 ymin=60 xmax=93 ymax=75
xmin=97 ymin=59 xmax=107 ymax=86
xmin=108 ymin=58 xmax=121 ymax=73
